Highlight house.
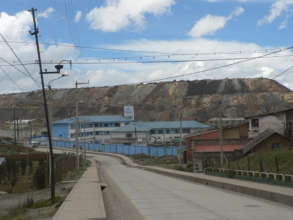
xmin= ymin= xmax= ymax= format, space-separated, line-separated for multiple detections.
xmin=52 ymin=115 xmax=132 ymax=143
xmin=110 ymin=120 xmax=209 ymax=145
xmin=185 ymin=122 xmax=249 ymax=162
xmin=246 ymin=106 xmax=293 ymax=139
xmin=185 ymin=122 xmax=291 ymax=171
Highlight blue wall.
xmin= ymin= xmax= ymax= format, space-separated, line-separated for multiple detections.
xmin=52 ymin=124 xmax=70 ymax=139
xmin=52 ymin=140 xmax=180 ymax=157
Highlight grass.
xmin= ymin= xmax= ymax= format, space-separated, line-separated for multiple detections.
xmin=29 ymin=196 xmax=63 ymax=209
xmin=129 ymin=154 xmax=194 ymax=172
xmin=224 ymin=149 xmax=293 ymax=174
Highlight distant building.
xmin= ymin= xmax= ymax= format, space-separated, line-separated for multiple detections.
xmin=185 ymin=122 xmax=291 ymax=170
xmin=207 ymin=117 xmax=246 ymax=128
xmin=185 ymin=123 xmax=249 ymax=162
xmin=110 ymin=121 xmax=209 ymax=145
xmin=52 ymin=116 xmax=209 ymax=146
xmin=246 ymin=107 xmax=293 ymax=139
xmin=52 ymin=115 xmax=132 ymax=143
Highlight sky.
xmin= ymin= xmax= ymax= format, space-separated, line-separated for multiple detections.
xmin=1 ymin=0 xmax=293 ymax=93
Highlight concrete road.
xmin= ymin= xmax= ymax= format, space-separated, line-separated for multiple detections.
xmin=96 ymin=155 xmax=293 ymax=220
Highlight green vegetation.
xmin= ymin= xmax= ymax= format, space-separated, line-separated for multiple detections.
xmin=224 ymin=149 xmax=293 ymax=174
xmin=28 ymin=196 xmax=63 ymax=209
xmin=0 ymin=196 xmax=63 ymax=220
xmin=130 ymin=154 xmax=193 ymax=172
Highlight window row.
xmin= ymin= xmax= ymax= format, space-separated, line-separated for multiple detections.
xmin=70 ymin=131 xmax=111 ymax=137
xmin=70 ymin=122 xmax=121 ymax=129
xmin=150 ymin=128 xmax=191 ymax=134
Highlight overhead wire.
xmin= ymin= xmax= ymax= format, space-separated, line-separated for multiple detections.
xmin=272 ymin=66 xmax=293 ymax=80
xmin=0 ymin=66 xmax=24 ymax=91
xmin=142 ymin=46 xmax=293 ymax=83
xmin=0 ymin=33 xmax=40 ymax=87
xmin=1 ymin=53 xmax=293 ymax=67
xmin=0 ymin=39 xmax=287 ymax=59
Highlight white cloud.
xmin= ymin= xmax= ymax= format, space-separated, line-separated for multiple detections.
xmin=86 ymin=0 xmax=175 ymax=32
xmin=188 ymin=7 xmax=244 ymax=38
xmin=96 ymin=38 xmax=293 ymax=88
xmin=258 ymin=0 xmax=293 ymax=25
xmin=0 ymin=10 xmax=79 ymax=93
xmin=38 ymin=7 xmax=55 ymax=18
xmin=74 ymin=11 xmax=82 ymax=23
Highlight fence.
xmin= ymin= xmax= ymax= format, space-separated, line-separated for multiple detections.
xmin=52 ymin=140 xmax=180 ymax=157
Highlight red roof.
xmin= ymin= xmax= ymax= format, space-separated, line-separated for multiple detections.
xmin=188 ymin=130 xmax=219 ymax=140
xmin=195 ymin=144 xmax=243 ymax=153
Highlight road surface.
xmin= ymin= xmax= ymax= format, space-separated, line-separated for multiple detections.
xmin=96 ymin=154 xmax=293 ymax=220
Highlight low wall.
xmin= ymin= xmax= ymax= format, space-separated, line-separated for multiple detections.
xmin=52 ymin=140 xmax=180 ymax=157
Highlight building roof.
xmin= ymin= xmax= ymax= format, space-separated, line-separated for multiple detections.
xmin=112 ymin=120 xmax=209 ymax=133
xmin=54 ymin=115 xmax=131 ymax=125
xmin=245 ymin=105 xmax=293 ymax=119
xmin=195 ymin=145 xmax=243 ymax=153
xmin=242 ymin=129 xmax=277 ymax=154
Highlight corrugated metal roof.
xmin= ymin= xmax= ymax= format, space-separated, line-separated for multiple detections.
xmin=112 ymin=121 xmax=209 ymax=132
xmin=54 ymin=115 xmax=131 ymax=124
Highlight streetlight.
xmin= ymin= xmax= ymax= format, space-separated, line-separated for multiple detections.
xmin=47 ymin=73 xmax=69 ymax=187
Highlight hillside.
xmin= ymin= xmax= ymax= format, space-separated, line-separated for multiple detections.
xmin=0 ymin=78 xmax=293 ymax=123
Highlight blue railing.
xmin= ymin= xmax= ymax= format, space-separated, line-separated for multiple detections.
xmin=52 ymin=140 xmax=180 ymax=157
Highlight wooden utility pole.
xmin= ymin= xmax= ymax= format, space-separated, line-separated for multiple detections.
xmin=219 ymin=115 xmax=224 ymax=166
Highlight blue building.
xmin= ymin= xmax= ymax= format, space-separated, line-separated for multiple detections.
xmin=110 ymin=121 xmax=209 ymax=145
xmin=52 ymin=115 xmax=132 ymax=143
xmin=53 ymin=115 xmax=209 ymax=145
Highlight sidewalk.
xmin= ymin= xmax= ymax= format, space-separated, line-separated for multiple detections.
xmin=52 ymin=159 xmax=106 ymax=220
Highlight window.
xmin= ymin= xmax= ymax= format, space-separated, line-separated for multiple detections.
xmin=272 ymin=143 xmax=280 ymax=150
xmin=158 ymin=129 xmax=164 ymax=134
xmin=150 ymin=130 xmax=155 ymax=134
xmin=182 ymin=128 xmax=190 ymax=133
xmin=115 ymin=123 xmax=120 ymax=127
xmin=251 ymin=118 xmax=259 ymax=128
xmin=165 ymin=129 xmax=170 ymax=134
xmin=126 ymin=133 xmax=133 ymax=138
xmin=95 ymin=131 xmax=100 ymax=135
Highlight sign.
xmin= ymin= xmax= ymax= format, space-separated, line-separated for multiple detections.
xmin=124 ymin=105 xmax=134 ymax=120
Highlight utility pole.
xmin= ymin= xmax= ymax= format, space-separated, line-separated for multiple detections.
xmin=75 ymin=80 xmax=89 ymax=163
xmin=29 ymin=8 xmax=64 ymax=202
xmin=13 ymin=107 xmax=17 ymax=144
xmin=75 ymin=103 xmax=80 ymax=170
xmin=219 ymin=115 xmax=224 ymax=166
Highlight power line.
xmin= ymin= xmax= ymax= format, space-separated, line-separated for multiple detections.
xmin=0 ymin=53 xmax=293 ymax=67
xmin=143 ymin=46 xmax=293 ymax=83
xmin=272 ymin=66 xmax=293 ymax=79
xmin=0 ymin=39 xmax=290 ymax=58
xmin=0 ymin=66 xmax=24 ymax=91
xmin=0 ymin=33 xmax=40 ymax=86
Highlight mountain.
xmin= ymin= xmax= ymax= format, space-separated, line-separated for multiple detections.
xmin=0 ymin=78 xmax=293 ymax=123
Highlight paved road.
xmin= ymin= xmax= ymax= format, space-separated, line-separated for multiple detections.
xmin=96 ymin=155 xmax=293 ymax=220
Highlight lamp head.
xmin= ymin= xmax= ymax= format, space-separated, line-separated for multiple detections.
xmin=54 ymin=64 xmax=64 ymax=72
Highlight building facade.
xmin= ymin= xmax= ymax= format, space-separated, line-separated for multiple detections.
xmin=247 ymin=107 xmax=293 ymax=139
xmin=110 ymin=121 xmax=209 ymax=145
xmin=52 ymin=115 xmax=132 ymax=143
xmin=52 ymin=116 xmax=209 ymax=146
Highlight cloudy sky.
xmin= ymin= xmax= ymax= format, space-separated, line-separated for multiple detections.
xmin=1 ymin=0 xmax=293 ymax=93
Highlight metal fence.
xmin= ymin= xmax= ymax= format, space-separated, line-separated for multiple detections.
xmin=52 ymin=140 xmax=180 ymax=157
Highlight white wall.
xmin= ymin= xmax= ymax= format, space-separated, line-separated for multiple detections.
xmin=248 ymin=113 xmax=285 ymax=138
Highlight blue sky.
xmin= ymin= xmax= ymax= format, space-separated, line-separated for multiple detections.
xmin=1 ymin=0 xmax=293 ymax=93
